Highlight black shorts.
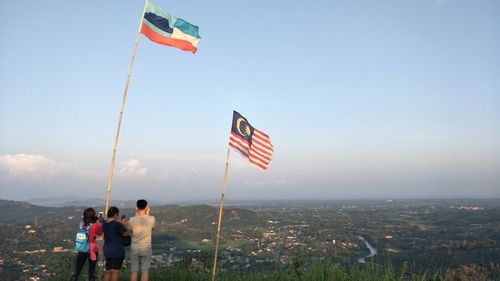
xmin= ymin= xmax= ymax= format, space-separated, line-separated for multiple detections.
xmin=105 ymin=257 xmax=124 ymax=270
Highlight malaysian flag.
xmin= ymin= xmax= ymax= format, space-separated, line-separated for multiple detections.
xmin=228 ymin=111 xmax=273 ymax=170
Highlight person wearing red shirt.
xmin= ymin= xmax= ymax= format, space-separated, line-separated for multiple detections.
xmin=70 ymin=208 xmax=103 ymax=281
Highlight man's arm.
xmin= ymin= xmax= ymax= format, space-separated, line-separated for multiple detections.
xmin=119 ymin=216 xmax=129 ymax=237
xmin=127 ymin=218 xmax=133 ymax=234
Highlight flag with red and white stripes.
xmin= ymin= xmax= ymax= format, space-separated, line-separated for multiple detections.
xmin=228 ymin=111 xmax=273 ymax=170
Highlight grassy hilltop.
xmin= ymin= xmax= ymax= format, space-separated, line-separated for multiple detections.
xmin=45 ymin=256 xmax=494 ymax=281
xmin=1 ymin=199 xmax=499 ymax=281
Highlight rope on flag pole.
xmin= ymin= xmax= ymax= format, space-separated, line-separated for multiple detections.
xmin=104 ymin=0 xmax=149 ymax=215
xmin=211 ymin=148 xmax=231 ymax=281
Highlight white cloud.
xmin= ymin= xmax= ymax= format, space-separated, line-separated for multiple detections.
xmin=153 ymin=166 xmax=170 ymax=179
xmin=0 ymin=154 xmax=103 ymax=185
xmin=230 ymin=154 xmax=255 ymax=169
xmin=243 ymin=179 xmax=289 ymax=187
xmin=118 ymin=159 xmax=148 ymax=177
xmin=0 ymin=154 xmax=107 ymax=200
xmin=0 ymin=154 xmax=66 ymax=179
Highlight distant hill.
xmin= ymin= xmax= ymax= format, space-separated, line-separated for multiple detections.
xmin=152 ymin=204 xmax=271 ymax=229
xmin=26 ymin=197 xmax=167 ymax=208
xmin=0 ymin=199 xmax=78 ymax=224
xmin=0 ymin=199 xmax=270 ymax=228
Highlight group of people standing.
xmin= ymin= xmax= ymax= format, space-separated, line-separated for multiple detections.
xmin=69 ymin=199 xmax=156 ymax=281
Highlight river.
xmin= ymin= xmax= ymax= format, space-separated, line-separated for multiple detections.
xmin=357 ymin=236 xmax=377 ymax=263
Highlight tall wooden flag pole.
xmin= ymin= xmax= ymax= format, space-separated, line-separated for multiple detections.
xmin=211 ymin=111 xmax=274 ymax=280
xmin=104 ymin=0 xmax=149 ymax=214
xmin=211 ymin=148 xmax=231 ymax=281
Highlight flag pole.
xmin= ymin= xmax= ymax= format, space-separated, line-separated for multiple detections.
xmin=211 ymin=147 xmax=231 ymax=281
xmin=104 ymin=0 xmax=149 ymax=215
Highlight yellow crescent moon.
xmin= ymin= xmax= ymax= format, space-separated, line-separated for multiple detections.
xmin=236 ymin=118 xmax=248 ymax=136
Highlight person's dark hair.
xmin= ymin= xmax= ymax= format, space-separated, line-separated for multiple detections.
xmin=107 ymin=206 xmax=119 ymax=218
xmin=136 ymin=199 xmax=148 ymax=210
xmin=83 ymin=207 xmax=97 ymax=224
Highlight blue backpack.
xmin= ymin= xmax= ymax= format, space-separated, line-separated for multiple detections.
xmin=75 ymin=222 xmax=91 ymax=252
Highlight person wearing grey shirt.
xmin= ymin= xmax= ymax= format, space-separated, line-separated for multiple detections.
xmin=128 ymin=199 xmax=155 ymax=281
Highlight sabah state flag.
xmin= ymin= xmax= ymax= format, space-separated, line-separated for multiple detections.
xmin=140 ymin=2 xmax=201 ymax=53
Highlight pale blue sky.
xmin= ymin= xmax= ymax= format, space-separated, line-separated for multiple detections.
xmin=0 ymin=0 xmax=499 ymax=201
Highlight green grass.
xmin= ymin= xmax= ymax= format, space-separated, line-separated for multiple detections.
xmin=45 ymin=252 xmax=496 ymax=281
xmin=46 ymin=260 xmax=494 ymax=281
xmin=132 ymin=263 xmax=466 ymax=281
